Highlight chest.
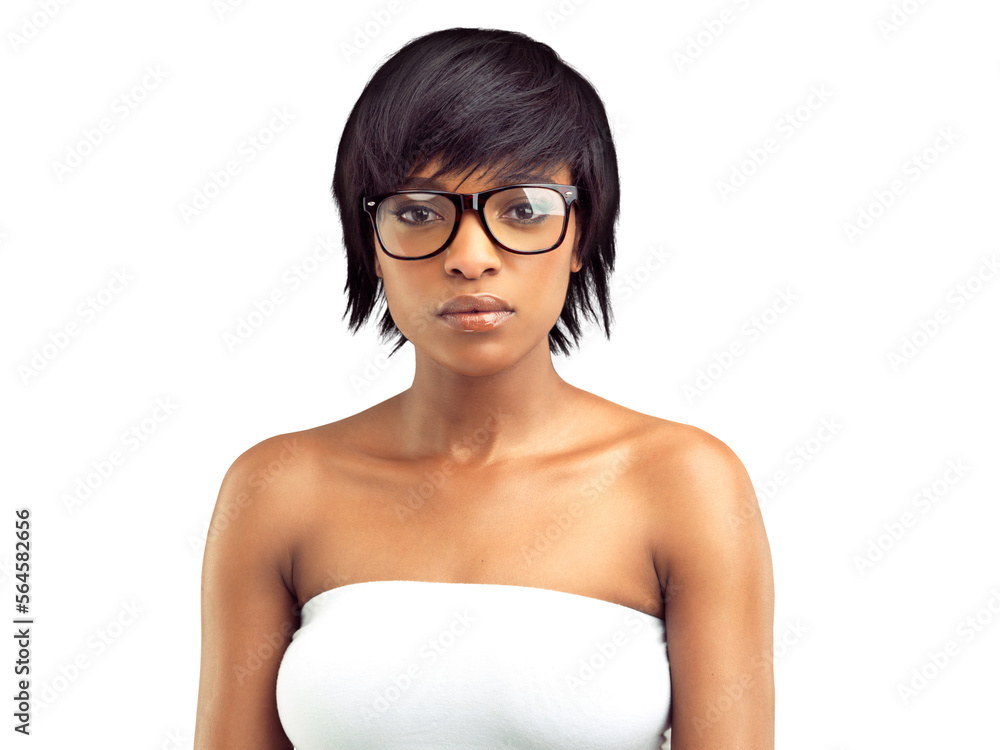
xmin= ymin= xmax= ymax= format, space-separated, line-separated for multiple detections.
xmin=291 ymin=448 xmax=663 ymax=618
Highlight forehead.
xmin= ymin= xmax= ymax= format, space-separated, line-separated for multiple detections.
xmin=403 ymin=159 xmax=572 ymax=192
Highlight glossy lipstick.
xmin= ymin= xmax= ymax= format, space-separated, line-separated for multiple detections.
xmin=437 ymin=293 xmax=514 ymax=332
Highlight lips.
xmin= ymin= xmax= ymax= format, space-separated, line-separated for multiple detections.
xmin=436 ymin=293 xmax=514 ymax=332
xmin=437 ymin=293 xmax=512 ymax=315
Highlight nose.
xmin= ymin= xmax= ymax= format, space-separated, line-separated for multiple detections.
xmin=442 ymin=208 xmax=502 ymax=278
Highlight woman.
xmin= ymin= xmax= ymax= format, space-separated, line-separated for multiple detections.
xmin=194 ymin=27 xmax=774 ymax=750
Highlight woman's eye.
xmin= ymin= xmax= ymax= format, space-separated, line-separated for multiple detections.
xmin=509 ymin=204 xmax=534 ymax=220
xmin=502 ymin=202 xmax=552 ymax=222
xmin=394 ymin=205 xmax=441 ymax=224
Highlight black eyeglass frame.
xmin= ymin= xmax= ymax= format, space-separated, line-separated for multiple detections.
xmin=361 ymin=183 xmax=580 ymax=260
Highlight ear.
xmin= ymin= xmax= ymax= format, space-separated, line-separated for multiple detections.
xmin=373 ymin=233 xmax=383 ymax=278
xmin=569 ymin=207 xmax=583 ymax=273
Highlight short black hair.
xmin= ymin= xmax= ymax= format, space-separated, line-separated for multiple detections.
xmin=332 ymin=27 xmax=619 ymax=356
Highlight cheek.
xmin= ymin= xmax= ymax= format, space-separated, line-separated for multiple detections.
xmin=522 ymin=256 xmax=575 ymax=326
xmin=372 ymin=234 xmax=441 ymax=334
xmin=513 ymin=216 xmax=579 ymax=326
xmin=377 ymin=272 xmax=408 ymax=323
xmin=379 ymin=269 xmax=442 ymax=340
xmin=372 ymin=232 xmax=414 ymax=324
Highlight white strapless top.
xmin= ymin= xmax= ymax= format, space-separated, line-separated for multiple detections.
xmin=276 ymin=580 xmax=671 ymax=749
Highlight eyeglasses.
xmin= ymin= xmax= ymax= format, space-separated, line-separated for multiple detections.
xmin=362 ymin=183 xmax=579 ymax=260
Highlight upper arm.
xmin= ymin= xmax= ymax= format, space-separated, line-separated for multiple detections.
xmin=651 ymin=428 xmax=775 ymax=750
xmin=194 ymin=436 xmax=307 ymax=750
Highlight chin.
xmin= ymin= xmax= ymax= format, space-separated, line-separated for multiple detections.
xmin=432 ymin=346 xmax=518 ymax=378
xmin=419 ymin=335 xmax=535 ymax=378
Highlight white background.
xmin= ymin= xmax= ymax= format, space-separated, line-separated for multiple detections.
xmin=2 ymin=0 xmax=999 ymax=747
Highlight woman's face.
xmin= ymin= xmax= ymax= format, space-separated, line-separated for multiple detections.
xmin=373 ymin=161 xmax=582 ymax=377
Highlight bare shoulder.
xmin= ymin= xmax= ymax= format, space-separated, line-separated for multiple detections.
xmin=223 ymin=404 xmax=392 ymax=491
xmin=214 ymin=407 xmax=389 ymax=527
xmin=585 ymin=395 xmax=757 ymax=519
xmin=218 ymin=429 xmax=326 ymax=514
xmin=577 ymin=391 xmax=767 ymax=576
xmin=634 ymin=418 xmax=764 ymax=556
xmin=637 ymin=417 xmax=757 ymax=514
xmin=211 ymin=424 xmax=353 ymax=564
xmin=580 ymin=389 xmax=750 ymax=489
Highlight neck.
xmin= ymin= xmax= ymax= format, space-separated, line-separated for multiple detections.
xmin=390 ymin=338 xmax=576 ymax=466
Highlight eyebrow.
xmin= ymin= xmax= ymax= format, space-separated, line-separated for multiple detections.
xmin=399 ymin=172 xmax=556 ymax=191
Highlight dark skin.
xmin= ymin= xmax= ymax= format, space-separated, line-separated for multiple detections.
xmin=194 ymin=162 xmax=775 ymax=749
